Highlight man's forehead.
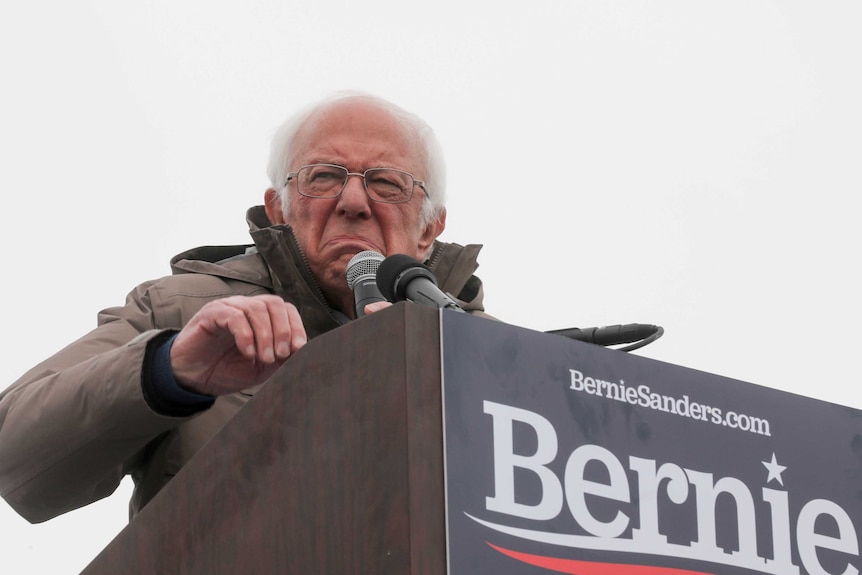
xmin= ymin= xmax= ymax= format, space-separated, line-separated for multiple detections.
xmin=290 ymin=100 xmax=421 ymax=167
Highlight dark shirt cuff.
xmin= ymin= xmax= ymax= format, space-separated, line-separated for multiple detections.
xmin=142 ymin=331 xmax=216 ymax=417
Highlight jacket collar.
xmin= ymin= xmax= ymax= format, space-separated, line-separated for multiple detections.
xmin=170 ymin=205 xmax=486 ymax=323
xmin=248 ymin=209 xmax=345 ymax=337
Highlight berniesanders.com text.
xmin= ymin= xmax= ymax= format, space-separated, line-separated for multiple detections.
xmin=568 ymin=368 xmax=771 ymax=437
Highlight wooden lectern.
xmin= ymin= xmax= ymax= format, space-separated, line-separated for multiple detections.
xmin=84 ymin=302 xmax=862 ymax=574
xmin=83 ymin=303 xmax=447 ymax=575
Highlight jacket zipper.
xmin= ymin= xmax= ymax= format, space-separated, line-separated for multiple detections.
xmin=425 ymin=241 xmax=448 ymax=271
xmin=283 ymin=228 xmax=348 ymax=325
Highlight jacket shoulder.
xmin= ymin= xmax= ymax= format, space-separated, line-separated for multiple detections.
xmin=141 ymin=256 xmax=273 ymax=330
xmin=427 ymin=241 xmax=487 ymax=314
xmin=170 ymin=245 xmax=272 ymax=286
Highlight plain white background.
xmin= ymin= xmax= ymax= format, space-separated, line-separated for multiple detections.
xmin=1 ymin=1 xmax=860 ymax=572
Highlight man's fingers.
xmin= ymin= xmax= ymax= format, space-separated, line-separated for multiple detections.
xmin=262 ymin=298 xmax=306 ymax=360
xmin=364 ymin=301 xmax=392 ymax=315
xmin=171 ymin=295 xmax=309 ymax=396
xmin=211 ymin=301 xmax=258 ymax=359
xmin=219 ymin=296 xmax=302 ymax=364
xmin=240 ymin=297 xmax=279 ymax=363
xmin=284 ymin=302 xmax=308 ymax=354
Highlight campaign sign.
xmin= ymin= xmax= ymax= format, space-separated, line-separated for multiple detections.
xmin=441 ymin=312 xmax=862 ymax=575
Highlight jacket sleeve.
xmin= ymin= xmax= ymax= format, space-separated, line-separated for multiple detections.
xmin=0 ymin=281 xmax=193 ymax=523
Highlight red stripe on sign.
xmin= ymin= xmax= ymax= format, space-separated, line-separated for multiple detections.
xmin=486 ymin=543 xmax=716 ymax=575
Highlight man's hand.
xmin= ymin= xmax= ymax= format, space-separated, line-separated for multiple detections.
xmin=170 ymin=295 xmax=307 ymax=396
xmin=363 ymin=301 xmax=392 ymax=315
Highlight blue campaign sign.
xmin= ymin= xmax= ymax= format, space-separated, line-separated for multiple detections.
xmin=441 ymin=312 xmax=862 ymax=575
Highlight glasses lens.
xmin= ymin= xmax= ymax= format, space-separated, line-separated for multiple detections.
xmin=365 ymin=169 xmax=414 ymax=203
xmin=297 ymin=165 xmax=348 ymax=197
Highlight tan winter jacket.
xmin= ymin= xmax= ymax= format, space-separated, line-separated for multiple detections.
xmin=0 ymin=206 xmax=486 ymax=523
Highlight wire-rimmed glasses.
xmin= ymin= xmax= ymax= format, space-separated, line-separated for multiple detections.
xmin=285 ymin=164 xmax=427 ymax=204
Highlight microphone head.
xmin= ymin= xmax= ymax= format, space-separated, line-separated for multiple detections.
xmin=346 ymin=250 xmax=385 ymax=290
xmin=376 ymin=254 xmax=437 ymax=302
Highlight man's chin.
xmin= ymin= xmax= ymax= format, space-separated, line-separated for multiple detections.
xmin=324 ymin=248 xmax=377 ymax=279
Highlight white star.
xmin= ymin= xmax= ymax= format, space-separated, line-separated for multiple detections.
xmin=762 ymin=453 xmax=787 ymax=486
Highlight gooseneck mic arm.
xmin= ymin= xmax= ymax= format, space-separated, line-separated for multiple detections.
xmin=374 ymin=253 xmax=662 ymax=351
xmin=547 ymin=324 xmax=664 ymax=352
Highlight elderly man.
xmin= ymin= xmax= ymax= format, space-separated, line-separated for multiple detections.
xmin=0 ymin=94 xmax=486 ymax=523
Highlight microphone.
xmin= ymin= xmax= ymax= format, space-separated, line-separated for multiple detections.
xmin=346 ymin=250 xmax=387 ymax=318
xmin=546 ymin=324 xmax=663 ymax=347
xmin=377 ymin=254 xmax=465 ymax=313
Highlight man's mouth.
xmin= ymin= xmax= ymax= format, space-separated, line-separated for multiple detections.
xmin=325 ymin=236 xmax=383 ymax=255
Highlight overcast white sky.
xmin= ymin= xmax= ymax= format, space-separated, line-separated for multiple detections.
xmin=1 ymin=1 xmax=861 ymax=572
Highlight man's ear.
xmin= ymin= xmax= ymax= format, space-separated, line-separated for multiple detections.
xmin=418 ymin=208 xmax=447 ymax=254
xmin=264 ymin=188 xmax=286 ymax=225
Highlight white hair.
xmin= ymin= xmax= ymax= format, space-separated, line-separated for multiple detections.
xmin=266 ymin=91 xmax=447 ymax=226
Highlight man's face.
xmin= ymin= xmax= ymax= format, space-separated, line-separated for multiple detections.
xmin=265 ymin=101 xmax=445 ymax=314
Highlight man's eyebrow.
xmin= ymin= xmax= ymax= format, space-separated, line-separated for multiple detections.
xmin=302 ymin=160 xmax=411 ymax=171
xmin=302 ymin=158 xmax=345 ymax=167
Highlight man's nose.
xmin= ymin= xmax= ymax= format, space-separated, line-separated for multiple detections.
xmin=336 ymin=173 xmax=372 ymax=217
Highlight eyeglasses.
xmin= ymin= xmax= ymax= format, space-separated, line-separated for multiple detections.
xmin=285 ymin=164 xmax=427 ymax=204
